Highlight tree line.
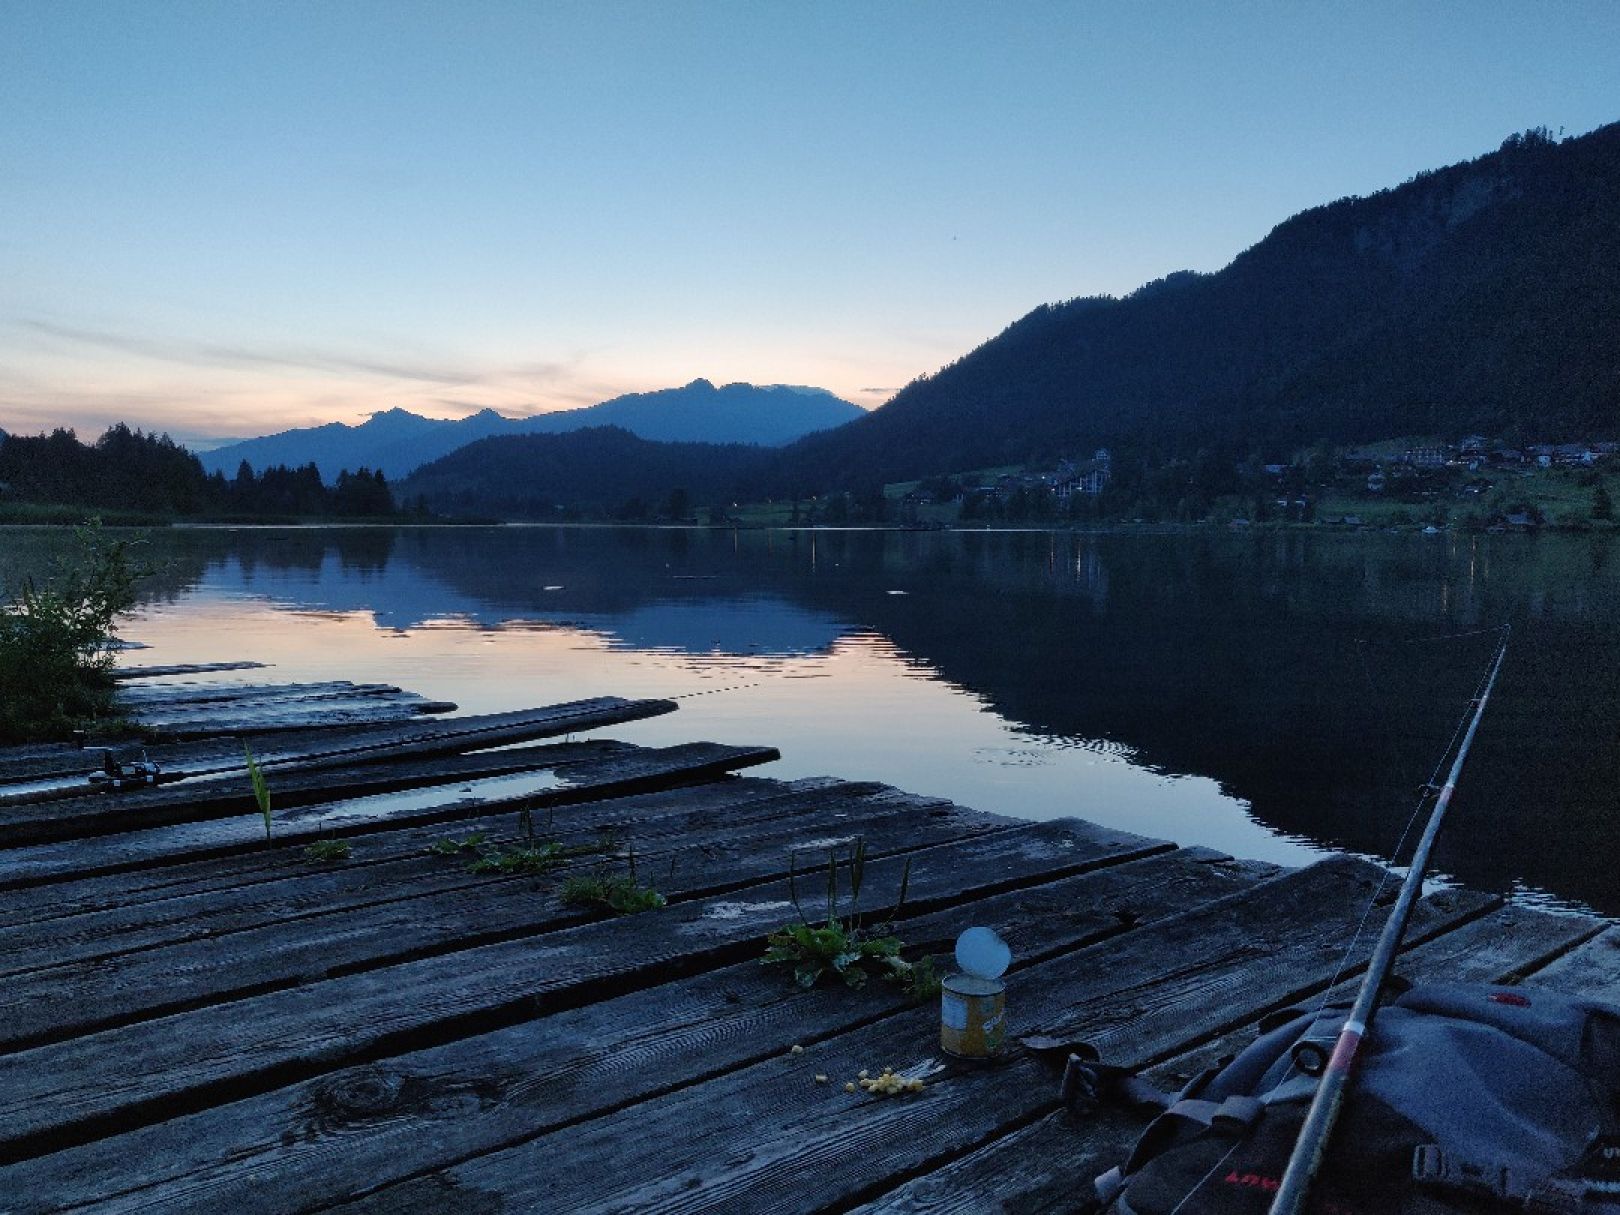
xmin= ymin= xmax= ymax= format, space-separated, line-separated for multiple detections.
xmin=0 ymin=425 xmax=398 ymax=519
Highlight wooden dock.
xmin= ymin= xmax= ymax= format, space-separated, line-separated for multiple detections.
xmin=0 ymin=666 xmax=1616 ymax=1213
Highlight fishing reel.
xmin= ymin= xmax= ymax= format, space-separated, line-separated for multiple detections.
xmin=85 ymin=746 xmax=163 ymax=789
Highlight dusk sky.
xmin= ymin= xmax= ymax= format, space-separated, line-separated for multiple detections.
xmin=3 ymin=2 xmax=1617 ymax=446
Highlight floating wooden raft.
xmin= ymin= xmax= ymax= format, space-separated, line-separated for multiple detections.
xmin=0 ymin=689 xmax=1615 ymax=1211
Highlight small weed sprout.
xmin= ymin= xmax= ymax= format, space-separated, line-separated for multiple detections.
xmin=763 ymin=839 xmax=926 ymax=994
xmin=469 ymin=841 xmax=568 ymax=875
xmin=561 ymin=843 xmax=667 ymax=915
xmin=428 ymin=832 xmax=487 ymax=856
xmin=516 ymin=800 xmax=555 ymax=845
xmin=302 ymin=838 xmax=352 ymax=863
xmin=900 ymin=954 xmax=944 ymax=1002
xmin=244 ymin=744 xmax=272 ymax=843
xmin=461 ymin=800 xmax=575 ymax=872
xmin=436 ymin=822 xmax=611 ymax=877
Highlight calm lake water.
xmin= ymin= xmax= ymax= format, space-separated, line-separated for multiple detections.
xmin=6 ymin=524 xmax=1617 ymax=917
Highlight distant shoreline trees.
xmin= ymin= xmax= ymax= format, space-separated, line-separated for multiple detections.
xmin=0 ymin=425 xmax=398 ymax=520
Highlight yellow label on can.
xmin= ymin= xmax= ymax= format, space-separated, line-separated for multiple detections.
xmin=940 ymin=973 xmax=1005 ymax=1058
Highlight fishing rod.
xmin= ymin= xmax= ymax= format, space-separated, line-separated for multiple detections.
xmin=1268 ymin=625 xmax=1511 ymax=1215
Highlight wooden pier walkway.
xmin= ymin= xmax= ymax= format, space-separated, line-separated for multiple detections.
xmin=0 ymin=666 xmax=1615 ymax=1213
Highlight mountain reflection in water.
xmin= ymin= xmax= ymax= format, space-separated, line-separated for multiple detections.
xmin=6 ymin=524 xmax=1614 ymax=917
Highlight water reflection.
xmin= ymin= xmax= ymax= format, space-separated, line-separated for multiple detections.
xmin=5 ymin=524 xmax=1615 ymax=916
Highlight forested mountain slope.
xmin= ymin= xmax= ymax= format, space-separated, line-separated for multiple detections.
xmin=398 ymin=427 xmax=771 ymax=518
xmin=784 ymin=123 xmax=1620 ymax=488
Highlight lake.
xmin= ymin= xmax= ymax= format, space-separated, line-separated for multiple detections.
xmin=5 ymin=524 xmax=1617 ymax=917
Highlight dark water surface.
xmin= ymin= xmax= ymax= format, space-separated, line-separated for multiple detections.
xmin=6 ymin=525 xmax=1616 ymax=916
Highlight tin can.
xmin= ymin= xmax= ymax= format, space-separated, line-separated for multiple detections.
xmin=940 ymin=973 xmax=1006 ymax=1058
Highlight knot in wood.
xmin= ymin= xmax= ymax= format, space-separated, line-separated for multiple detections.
xmin=314 ymin=1067 xmax=408 ymax=1119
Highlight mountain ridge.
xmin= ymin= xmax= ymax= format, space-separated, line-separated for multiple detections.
xmin=199 ymin=380 xmax=863 ymax=480
xmin=379 ymin=122 xmax=1620 ymax=516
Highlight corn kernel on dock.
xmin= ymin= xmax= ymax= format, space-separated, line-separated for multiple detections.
xmin=0 ymin=663 xmax=1615 ymax=1212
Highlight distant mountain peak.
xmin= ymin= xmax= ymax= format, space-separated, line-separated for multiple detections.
xmin=766 ymin=384 xmax=840 ymax=397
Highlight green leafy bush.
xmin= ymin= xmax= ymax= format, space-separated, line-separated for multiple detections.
xmin=0 ymin=522 xmax=142 ymax=742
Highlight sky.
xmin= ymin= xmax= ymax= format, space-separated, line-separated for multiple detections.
xmin=2 ymin=2 xmax=1617 ymax=446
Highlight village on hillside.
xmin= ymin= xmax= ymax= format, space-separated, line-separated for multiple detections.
xmin=888 ymin=436 xmax=1619 ymax=532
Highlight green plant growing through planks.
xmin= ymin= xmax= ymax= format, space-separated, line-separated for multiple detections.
xmin=428 ymin=831 xmax=488 ymax=856
xmin=902 ymin=954 xmax=944 ymax=1002
xmin=762 ymin=838 xmax=931 ymax=996
xmin=244 ymin=743 xmax=272 ymax=843
xmin=301 ymin=838 xmax=351 ymax=863
xmin=462 ymin=799 xmax=573 ymax=872
xmin=561 ymin=843 xmax=666 ymax=915
xmin=437 ymin=802 xmax=616 ymax=877
xmin=469 ymin=841 xmax=570 ymax=875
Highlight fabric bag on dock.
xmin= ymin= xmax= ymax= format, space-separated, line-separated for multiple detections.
xmin=1069 ymin=983 xmax=1620 ymax=1214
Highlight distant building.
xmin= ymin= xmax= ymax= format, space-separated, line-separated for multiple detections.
xmin=1080 ymin=449 xmax=1112 ymax=495
xmin=1554 ymin=442 xmax=1595 ymax=465
xmin=1402 ymin=446 xmax=1448 ymax=469
xmin=1056 ymin=448 xmax=1112 ymax=499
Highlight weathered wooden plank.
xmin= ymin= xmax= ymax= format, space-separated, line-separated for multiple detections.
xmin=0 ymin=785 xmax=994 ymax=1002
xmin=339 ymin=860 xmax=1491 ymax=1215
xmin=1520 ymin=924 xmax=1620 ymax=1002
xmin=0 ymin=741 xmax=781 ymax=890
xmin=0 ymin=800 xmax=1024 ymax=1050
xmin=0 ymin=776 xmax=812 ymax=929
xmin=114 ymin=680 xmax=399 ymax=707
xmin=111 ymin=661 xmax=268 ymax=681
xmin=123 ymin=688 xmax=444 ymax=722
xmin=0 ymin=739 xmax=635 ymax=847
xmin=135 ymin=696 xmax=461 ymax=738
xmin=0 ymin=740 xmax=115 ymax=783
xmin=0 ymin=849 xmax=1271 ymax=1211
xmin=848 ymin=900 xmax=1606 ymax=1215
xmin=0 ymin=817 xmax=1166 ymax=1161
xmin=0 ymin=697 xmax=678 ymax=793
xmin=0 ymin=780 xmax=870 ymax=976
xmin=242 ymin=698 xmax=676 ymax=769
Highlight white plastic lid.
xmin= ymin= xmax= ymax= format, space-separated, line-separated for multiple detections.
xmin=954 ymin=926 xmax=1011 ymax=979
